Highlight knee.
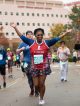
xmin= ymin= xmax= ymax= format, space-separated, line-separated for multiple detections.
xmin=39 ymin=81 xmax=45 ymax=88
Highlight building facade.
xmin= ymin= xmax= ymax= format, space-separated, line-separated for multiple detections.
xmin=0 ymin=0 xmax=70 ymax=49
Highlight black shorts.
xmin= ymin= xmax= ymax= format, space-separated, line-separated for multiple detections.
xmin=73 ymin=57 xmax=77 ymax=62
xmin=16 ymin=60 xmax=20 ymax=64
xmin=21 ymin=66 xmax=25 ymax=73
xmin=0 ymin=65 xmax=6 ymax=75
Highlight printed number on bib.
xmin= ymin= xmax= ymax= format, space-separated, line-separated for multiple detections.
xmin=8 ymin=56 xmax=11 ymax=60
xmin=24 ymin=62 xmax=28 ymax=68
xmin=0 ymin=54 xmax=3 ymax=60
xmin=34 ymin=55 xmax=43 ymax=64
xmin=21 ymin=62 xmax=23 ymax=66
xmin=60 ymin=53 xmax=65 ymax=59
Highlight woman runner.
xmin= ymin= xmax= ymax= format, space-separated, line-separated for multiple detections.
xmin=10 ymin=23 xmax=71 ymax=105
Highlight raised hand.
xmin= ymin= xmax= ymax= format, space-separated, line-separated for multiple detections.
xmin=21 ymin=47 xmax=26 ymax=50
xmin=10 ymin=22 xmax=16 ymax=28
xmin=66 ymin=29 xmax=72 ymax=33
xmin=10 ymin=22 xmax=22 ymax=36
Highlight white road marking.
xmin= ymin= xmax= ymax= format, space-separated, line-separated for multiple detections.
xmin=0 ymin=78 xmax=22 ymax=91
xmin=7 ymin=78 xmax=22 ymax=88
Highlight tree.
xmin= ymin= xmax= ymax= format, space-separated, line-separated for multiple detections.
xmin=69 ymin=5 xmax=80 ymax=43
xmin=50 ymin=23 xmax=75 ymax=50
xmin=50 ymin=24 xmax=64 ymax=38
xmin=0 ymin=26 xmax=9 ymax=49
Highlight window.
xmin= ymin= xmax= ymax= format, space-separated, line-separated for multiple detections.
xmin=37 ymin=23 xmax=40 ymax=26
xmin=10 ymin=12 xmax=13 ymax=15
xmin=16 ymin=12 xmax=19 ymax=16
xmin=12 ymin=32 xmax=14 ymax=35
xmin=65 ymin=15 xmax=67 ymax=18
xmin=17 ymin=22 xmax=19 ymax=25
xmin=42 ymin=23 xmax=45 ymax=26
xmin=42 ymin=14 xmax=44 ymax=17
xmin=22 ymin=22 xmax=25 ymax=26
xmin=60 ymin=14 xmax=63 ymax=17
xmin=5 ymin=22 xmax=8 ymax=25
xmin=32 ymin=13 xmax=35 ymax=16
xmin=27 ymin=23 xmax=30 ymax=26
xmin=0 ymin=22 xmax=2 ymax=25
xmin=37 ymin=13 xmax=39 ymax=16
xmin=5 ymin=12 xmax=8 ymax=15
xmin=52 ymin=23 xmax=54 ymax=26
xmin=47 ymin=23 xmax=50 ymax=26
xmin=0 ymin=11 xmax=2 ymax=15
xmin=51 ymin=14 xmax=54 ymax=17
xmin=27 ymin=13 xmax=29 ymax=16
xmin=6 ymin=32 xmax=9 ymax=35
xmin=56 ymin=14 xmax=58 ymax=17
xmin=47 ymin=14 xmax=49 ymax=17
xmin=21 ymin=13 xmax=24 ymax=16
xmin=32 ymin=23 xmax=35 ymax=26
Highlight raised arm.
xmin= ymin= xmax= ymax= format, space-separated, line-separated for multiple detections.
xmin=59 ymin=29 xmax=72 ymax=39
xmin=10 ymin=23 xmax=34 ymax=46
xmin=10 ymin=23 xmax=22 ymax=37
xmin=16 ymin=47 xmax=25 ymax=54
xmin=45 ymin=29 xmax=72 ymax=47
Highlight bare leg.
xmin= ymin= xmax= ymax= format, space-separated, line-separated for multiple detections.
xmin=38 ymin=75 xmax=46 ymax=100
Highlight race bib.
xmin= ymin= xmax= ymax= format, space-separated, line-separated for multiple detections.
xmin=0 ymin=54 xmax=3 ymax=60
xmin=23 ymin=62 xmax=28 ymax=68
xmin=8 ymin=56 xmax=11 ymax=60
xmin=21 ymin=62 xmax=23 ymax=66
xmin=59 ymin=53 xmax=65 ymax=59
xmin=34 ymin=55 xmax=43 ymax=64
xmin=16 ymin=56 xmax=19 ymax=60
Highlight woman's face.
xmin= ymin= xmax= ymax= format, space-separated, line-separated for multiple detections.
xmin=35 ymin=30 xmax=43 ymax=43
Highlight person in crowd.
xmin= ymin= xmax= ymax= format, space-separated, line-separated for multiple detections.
xmin=47 ymin=51 xmax=52 ymax=64
xmin=0 ymin=45 xmax=7 ymax=88
xmin=7 ymin=48 xmax=13 ymax=78
xmin=16 ymin=53 xmax=20 ymax=68
xmin=72 ymin=50 xmax=77 ymax=63
xmin=10 ymin=23 xmax=72 ymax=105
xmin=52 ymin=50 xmax=58 ymax=64
xmin=57 ymin=41 xmax=70 ymax=82
xmin=17 ymin=31 xmax=39 ymax=97
xmin=13 ymin=52 xmax=17 ymax=66
xmin=77 ymin=50 xmax=80 ymax=64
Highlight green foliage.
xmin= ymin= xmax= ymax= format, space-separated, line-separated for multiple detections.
xmin=50 ymin=24 xmax=64 ymax=38
xmin=69 ymin=5 xmax=80 ymax=30
xmin=50 ymin=23 xmax=75 ymax=50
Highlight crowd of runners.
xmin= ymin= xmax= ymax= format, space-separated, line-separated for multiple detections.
xmin=0 ymin=23 xmax=80 ymax=105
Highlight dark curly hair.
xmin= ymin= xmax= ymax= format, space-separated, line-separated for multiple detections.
xmin=34 ymin=28 xmax=44 ymax=36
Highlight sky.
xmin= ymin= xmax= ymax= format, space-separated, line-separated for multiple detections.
xmin=61 ymin=0 xmax=80 ymax=3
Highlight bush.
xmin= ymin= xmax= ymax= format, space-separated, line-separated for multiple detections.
xmin=68 ymin=56 xmax=73 ymax=62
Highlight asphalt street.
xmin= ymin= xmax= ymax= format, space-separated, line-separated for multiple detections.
xmin=0 ymin=63 xmax=80 ymax=106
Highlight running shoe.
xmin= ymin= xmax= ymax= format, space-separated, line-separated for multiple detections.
xmin=39 ymin=99 xmax=45 ymax=105
xmin=0 ymin=85 xmax=1 ymax=89
xmin=61 ymin=79 xmax=64 ymax=82
xmin=35 ymin=92 xmax=39 ymax=97
xmin=64 ymin=80 xmax=67 ymax=82
xmin=3 ymin=82 xmax=6 ymax=88
xmin=29 ymin=90 xmax=34 ymax=96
